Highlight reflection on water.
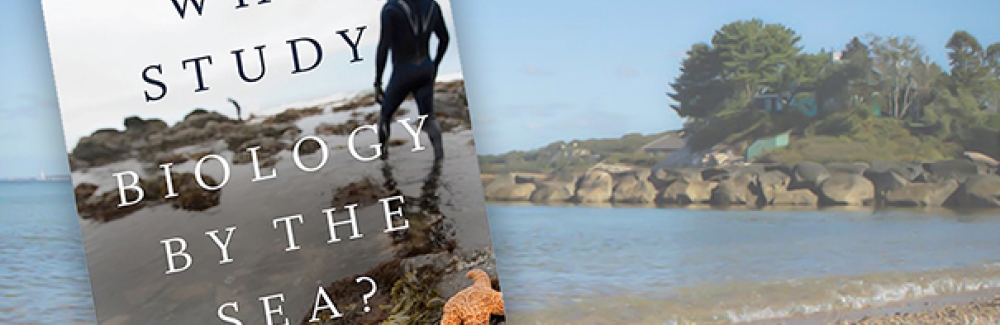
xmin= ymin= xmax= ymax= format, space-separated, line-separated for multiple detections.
xmin=488 ymin=205 xmax=1000 ymax=324
xmin=0 ymin=181 xmax=96 ymax=324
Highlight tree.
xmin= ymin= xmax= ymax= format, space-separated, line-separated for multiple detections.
xmin=669 ymin=43 xmax=728 ymax=119
xmin=946 ymin=31 xmax=987 ymax=92
xmin=867 ymin=35 xmax=932 ymax=120
xmin=711 ymin=19 xmax=803 ymax=98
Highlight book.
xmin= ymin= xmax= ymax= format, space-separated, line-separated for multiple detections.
xmin=40 ymin=1 xmax=502 ymax=324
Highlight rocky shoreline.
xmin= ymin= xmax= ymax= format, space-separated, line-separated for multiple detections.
xmin=483 ymin=153 xmax=1000 ymax=210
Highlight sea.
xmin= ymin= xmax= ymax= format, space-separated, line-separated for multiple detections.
xmin=0 ymin=180 xmax=96 ymax=324
xmin=488 ymin=204 xmax=1000 ymax=324
xmin=3 ymin=181 xmax=1000 ymax=324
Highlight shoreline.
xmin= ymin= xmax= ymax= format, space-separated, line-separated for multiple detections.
xmin=762 ymin=289 xmax=1000 ymax=325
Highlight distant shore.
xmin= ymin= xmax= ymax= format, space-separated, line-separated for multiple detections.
xmin=482 ymin=156 xmax=1000 ymax=211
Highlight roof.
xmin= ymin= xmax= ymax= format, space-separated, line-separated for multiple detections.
xmin=641 ymin=134 xmax=686 ymax=152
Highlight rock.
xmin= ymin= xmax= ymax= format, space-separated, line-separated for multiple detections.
xmin=572 ymin=169 xmax=614 ymax=203
xmin=484 ymin=183 xmax=536 ymax=201
xmin=818 ymin=174 xmax=875 ymax=206
xmin=648 ymin=168 xmax=702 ymax=189
xmin=170 ymin=173 xmax=222 ymax=211
xmin=884 ymin=180 xmax=960 ymax=207
xmin=864 ymin=169 xmax=910 ymax=196
xmin=529 ymin=182 xmax=573 ymax=203
xmin=710 ymin=179 xmax=754 ymax=206
xmin=869 ymin=161 xmax=926 ymax=181
xmin=790 ymin=162 xmax=830 ymax=191
xmin=963 ymin=151 xmax=999 ymax=168
xmin=951 ymin=174 xmax=1000 ymax=208
xmin=923 ymin=160 xmax=981 ymax=183
xmin=657 ymin=180 xmax=714 ymax=205
xmin=230 ymin=138 xmax=287 ymax=167
xmin=701 ymin=167 xmax=730 ymax=182
xmin=74 ymin=183 xmax=99 ymax=203
xmin=771 ymin=189 xmax=819 ymax=206
xmin=611 ymin=171 xmax=657 ymax=204
xmin=753 ymin=171 xmax=791 ymax=205
xmin=124 ymin=116 xmax=168 ymax=137
xmin=71 ymin=129 xmax=131 ymax=164
xmin=176 ymin=109 xmax=233 ymax=130
xmin=295 ymin=138 xmax=323 ymax=155
xmin=825 ymin=162 xmax=869 ymax=176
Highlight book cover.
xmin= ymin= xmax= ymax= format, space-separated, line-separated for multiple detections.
xmin=40 ymin=1 xmax=503 ymax=324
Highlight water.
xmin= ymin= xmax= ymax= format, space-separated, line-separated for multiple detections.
xmin=0 ymin=181 xmax=96 ymax=324
xmin=487 ymin=204 xmax=1000 ymax=324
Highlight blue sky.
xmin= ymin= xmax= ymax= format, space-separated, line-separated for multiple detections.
xmin=3 ymin=1 xmax=1000 ymax=177
xmin=454 ymin=0 xmax=1000 ymax=154
xmin=0 ymin=1 xmax=68 ymax=178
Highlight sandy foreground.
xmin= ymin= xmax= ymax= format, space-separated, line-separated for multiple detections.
xmin=751 ymin=289 xmax=1000 ymax=325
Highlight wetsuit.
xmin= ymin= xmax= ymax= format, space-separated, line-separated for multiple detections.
xmin=375 ymin=0 xmax=449 ymax=160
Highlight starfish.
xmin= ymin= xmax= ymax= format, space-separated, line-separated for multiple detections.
xmin=440 ymin=269 xmax=504 ymax=325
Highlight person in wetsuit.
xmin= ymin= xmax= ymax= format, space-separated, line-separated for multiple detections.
xmin=374 ymin=0 xmax=449 ymax=161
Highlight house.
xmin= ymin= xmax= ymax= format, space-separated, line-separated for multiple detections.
xmin=752 ymin=93 xmax=819 ymax=117
xmin=641 ymin=134 xmax=686 ymax=156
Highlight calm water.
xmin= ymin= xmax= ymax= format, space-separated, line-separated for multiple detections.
xmin=488 ymin=204 xmax=1000 ymax=324
xmin=0 ymin=181 xmax=96 ymax=324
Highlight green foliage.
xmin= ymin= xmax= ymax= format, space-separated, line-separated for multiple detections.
xmin=478 ymin=132 xmax=673 ymax=174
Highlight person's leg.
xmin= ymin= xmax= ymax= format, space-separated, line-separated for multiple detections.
xmin=413 ymin=79 xmax=443 ymax=161
xmin=379 ymin=73 xmax=408 ymax=159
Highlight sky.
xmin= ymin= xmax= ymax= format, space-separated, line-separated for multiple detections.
xmin=3 ymin=1 xmax=1000 ymax=178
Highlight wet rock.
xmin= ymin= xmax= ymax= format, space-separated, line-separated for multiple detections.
xmin=611 ymin=171 xmax=657 ymax=204
xmin=951 ymin=174 xmax=1000 ymax=208
xmin=124 ymin=116 xmax=168 ymax=137
xmin=657 ymin=180 xmax=714 ymax=205
xmin=176 ymin=109 xmax=233 ymax=129
xmin=71 ymin=129 xmax=131 ymax=165
xmin=74 ymin=183 xmax=99 ymax=203
xmin=884 ymin=180 xmax=960 ymax=207
xmin=818 ymin=174 xmax=875 ymax=206
xmin=529 ymin=182 xmax=573 ymax=203
xmin=701 ymin=167 xmax=730 ymax=182
xmin=170 ymin=173 xmax=222 ymax=211
xmin=230 ymin=138 xmax=287 ymax=167
xmin=260 ymin=107 xmax=323 ymax=125
xmin=571 ymin=169 xmax=614 ymax=203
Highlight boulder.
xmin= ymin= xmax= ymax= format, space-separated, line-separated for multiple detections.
xmin=753 ymin=171 xmax=791 ymax=205
xmin=790 ymin=162 xmax=830 ymax=191
xmin=700 ymin=167 xmax=730 ymax=182
xmin=71 ymin=129 xmax=131 ymax=164
xmin=484 ymin=182 xmax=536 ymax=201
xmin=818 ymin=174 xmax=875 ymax=206
xmin=951 ymin=174 xmax=1000 ymax=208
xmin=572 ymin=169 xmax=614 ymax=203
xmin=124 ymin=116 xmax=169 ymax=138
xmin=648 ymin=168 xmax=702 ymax=189
xmin=863 ymin=169 xmax=910 ymax=196
xmin=825 ymin=162 xmax=869 ymax=176
xmin=923 ymin=160 xmax=981 ymax=183
xmin=611 ymin=171 xmax=657 ymax=204
xmin=964 ymin=151 xmax=999 ymax=168
xmin=657 ymin=180 xmax=714 ymax=205
xmin=529 ymin=182 xmax=574 ymax=203
xmin=884 ymin=180 xmax=960 ymax=207
xmin=771 ymin=189 xmax=819 ymax=206
xmin=710 ymin=179 xmax=754 ymax=206
xmin=869 ymin=162 xmax=926 ymax=181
